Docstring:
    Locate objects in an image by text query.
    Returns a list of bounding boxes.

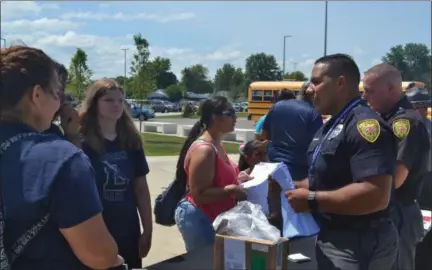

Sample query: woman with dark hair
[0,46,123,269]
[174,96,250,251]
[79,79,152,269]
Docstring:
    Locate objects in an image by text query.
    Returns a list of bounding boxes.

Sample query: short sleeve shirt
[0,123,102,270]
[262,100,323,180]
[82,138,149,250]
[382,96,431,201]
[308,99,397,227]
[255,115,267,134]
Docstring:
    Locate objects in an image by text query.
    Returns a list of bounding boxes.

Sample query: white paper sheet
[240,163,278,215]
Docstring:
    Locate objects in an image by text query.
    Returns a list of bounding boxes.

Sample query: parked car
[129,102,155,121]
[233,103,242,112]
[150,99,176,113]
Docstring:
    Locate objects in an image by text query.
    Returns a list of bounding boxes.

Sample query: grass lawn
[156,111,248,119]
[142,132,241,156]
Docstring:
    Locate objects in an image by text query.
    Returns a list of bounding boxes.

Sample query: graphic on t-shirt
[101,151,130,202]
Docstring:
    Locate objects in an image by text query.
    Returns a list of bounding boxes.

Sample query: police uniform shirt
[308,98,397,228]
[382,96,431,202]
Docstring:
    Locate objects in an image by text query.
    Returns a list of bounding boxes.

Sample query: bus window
[252,90,263,101]
[263,90,274,102]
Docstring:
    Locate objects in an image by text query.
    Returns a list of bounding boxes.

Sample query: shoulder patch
[356,119,381,143]
[392,118,410,139]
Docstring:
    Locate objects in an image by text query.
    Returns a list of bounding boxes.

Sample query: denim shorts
[174,199,215,252]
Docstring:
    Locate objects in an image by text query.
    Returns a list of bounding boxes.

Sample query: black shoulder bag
[0,133,50,270]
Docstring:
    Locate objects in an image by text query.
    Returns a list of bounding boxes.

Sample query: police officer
[287,54,399,270]
[363,64,431,270]
[405,87,432,270]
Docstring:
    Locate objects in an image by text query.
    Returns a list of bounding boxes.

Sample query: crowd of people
[0,45,431,270]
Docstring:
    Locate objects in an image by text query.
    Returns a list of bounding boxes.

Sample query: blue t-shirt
[263,100,323,180]
[255,115,267,134]
[0,123,102,270]
[82,138,149,252]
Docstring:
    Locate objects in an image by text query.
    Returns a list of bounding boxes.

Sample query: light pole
[0,38,6,48]
[282,35,292,78]
[121,48,129,88]
[324,1,328,56]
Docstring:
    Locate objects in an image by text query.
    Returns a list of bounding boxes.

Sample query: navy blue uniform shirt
[263,99,323,180]
[308,99,397,228]
[0,123,102,270]
[381,96,431,202]
[82,138,149,256]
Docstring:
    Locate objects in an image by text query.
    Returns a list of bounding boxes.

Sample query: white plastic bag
[212,201,281,242]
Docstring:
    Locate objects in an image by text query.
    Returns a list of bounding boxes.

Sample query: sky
[1,1,431,81]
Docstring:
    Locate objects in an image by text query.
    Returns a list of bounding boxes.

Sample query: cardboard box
[214,234,289,270]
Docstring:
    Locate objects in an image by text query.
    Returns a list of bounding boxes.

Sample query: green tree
[283,71,308,81]
[245,53,282,87]
[129,33,156,99]
[151,57,178,89]
[181,64,213,94]
[68,48,93,100]
[382,43,431,85]
[165,84,185,101]
[214,63,245,99]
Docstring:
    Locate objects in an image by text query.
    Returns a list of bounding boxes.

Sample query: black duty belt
[325,217,390,231]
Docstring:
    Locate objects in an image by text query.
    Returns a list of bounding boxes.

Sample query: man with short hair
[287,54,399,269]
[260,83,322,182]
[363,63,430,270]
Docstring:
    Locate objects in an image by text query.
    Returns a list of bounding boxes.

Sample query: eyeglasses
[218,108,236,117]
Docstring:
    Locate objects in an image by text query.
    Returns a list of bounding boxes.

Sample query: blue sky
[1,1,430,80]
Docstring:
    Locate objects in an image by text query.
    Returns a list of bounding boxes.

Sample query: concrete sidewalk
[142,154,240,267]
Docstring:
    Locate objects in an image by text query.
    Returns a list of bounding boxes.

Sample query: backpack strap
[0,133,50,270]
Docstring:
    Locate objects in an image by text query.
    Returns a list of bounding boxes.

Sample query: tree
[129,33,156,99]
[214,63,245,99]
[283,71,308,81]
[165,84,185,101]
[181,64,213,94]
[151,57,178,89]
[245,53,282,86]
[382,43,431,85]
[68,48,93,100]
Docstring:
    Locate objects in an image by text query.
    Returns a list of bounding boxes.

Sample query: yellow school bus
[248,80,429,121]
[247,81,306,122]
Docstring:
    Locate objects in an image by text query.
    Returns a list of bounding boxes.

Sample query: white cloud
[0,1,58,19]
[3,29,243,79]
[2,18,81,33]
[60,11,196,23]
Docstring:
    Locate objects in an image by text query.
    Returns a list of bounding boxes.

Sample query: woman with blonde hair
[80,79,153,269]
[0,46,124,269]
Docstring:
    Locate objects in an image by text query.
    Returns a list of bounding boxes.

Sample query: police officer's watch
[307,191,318,211]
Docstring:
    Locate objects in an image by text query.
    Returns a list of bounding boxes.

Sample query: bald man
[363,63,431,270]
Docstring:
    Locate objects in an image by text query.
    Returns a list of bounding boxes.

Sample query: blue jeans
[174,199,215,252]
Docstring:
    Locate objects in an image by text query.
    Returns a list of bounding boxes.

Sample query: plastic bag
[212,201,281,242]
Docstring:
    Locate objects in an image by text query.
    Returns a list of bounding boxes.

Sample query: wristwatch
[307,191,318,211]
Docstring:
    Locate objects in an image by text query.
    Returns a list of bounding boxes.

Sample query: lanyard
[311,98,362,168]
